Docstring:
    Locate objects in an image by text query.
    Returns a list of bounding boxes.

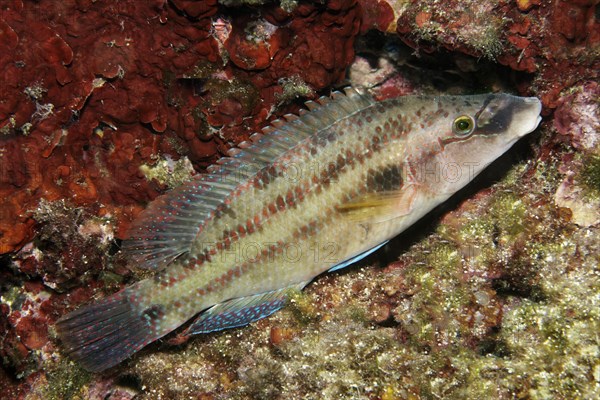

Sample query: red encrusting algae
[0,0,360,256]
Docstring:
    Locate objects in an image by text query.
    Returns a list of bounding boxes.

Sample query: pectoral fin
[337,186,418,223]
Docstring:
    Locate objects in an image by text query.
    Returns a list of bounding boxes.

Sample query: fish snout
[513,96,542,138]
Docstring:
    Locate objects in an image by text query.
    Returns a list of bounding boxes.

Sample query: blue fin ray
[328,240,388,273]
[183,281,309,335]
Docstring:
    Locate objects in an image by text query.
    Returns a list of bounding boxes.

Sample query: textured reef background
[1,0,599,399]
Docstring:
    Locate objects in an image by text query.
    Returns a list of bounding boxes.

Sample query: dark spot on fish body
[382,165,403,190]
[326,130,337,143]
[366,168,377,189]
[261,168,275,186]
[329,166,339,182]
[320,168,331,188]
[253,175,265,190]
[142,304,165,323]
[276,195,285,210]
[366,165,404,191]
[336,154,347,171]
[345,149,355,167]
[183,256,199,270]
[206,248,216,260]
[294,185,305,202]
[245,218,256,234]
[355,151,365,164]
[298,225,309,238]
[311,174,320,186]
[205,282,216,293]
[268,202,278,214]
[325,161,335,175]
[314,135,326,148]
[371,135,381,152]
[196,252,208,266]
[226,268,235,280]
[266,164,279,181]
[214,204,237,220]
[307,221,318,235]
[383,130,392,143]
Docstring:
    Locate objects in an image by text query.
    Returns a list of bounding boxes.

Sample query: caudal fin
[56,290,157,372]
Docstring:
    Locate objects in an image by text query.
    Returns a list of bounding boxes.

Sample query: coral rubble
[1,0,599,399]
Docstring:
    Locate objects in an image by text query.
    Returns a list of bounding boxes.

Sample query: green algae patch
[41,360,92,400]
[202,78,260,117]
[287,289,320,325]
[276,75,315,106]
[408,0,504,60]
[489,193,527,242]
[139,156,195,189]
[580,154,600,196]
[501,262,600,398]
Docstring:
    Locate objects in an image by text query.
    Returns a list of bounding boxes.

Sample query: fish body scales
[140,103,413,322]
[56,89,543,372]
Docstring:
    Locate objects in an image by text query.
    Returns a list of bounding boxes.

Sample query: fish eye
[453,115,476,136]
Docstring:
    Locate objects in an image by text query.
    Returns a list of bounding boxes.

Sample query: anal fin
[183,282,309,336]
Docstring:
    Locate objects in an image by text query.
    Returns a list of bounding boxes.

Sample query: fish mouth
[515,97,542,137]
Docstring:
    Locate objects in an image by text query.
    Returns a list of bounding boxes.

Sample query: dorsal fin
[122,88,375,270]
[121,171,240,270]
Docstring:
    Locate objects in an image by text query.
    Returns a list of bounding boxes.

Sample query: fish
[56,88,542,372]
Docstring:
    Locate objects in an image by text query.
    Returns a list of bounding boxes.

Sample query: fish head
[408,93,542,194]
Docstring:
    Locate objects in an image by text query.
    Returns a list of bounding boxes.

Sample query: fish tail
[56,289,160,372]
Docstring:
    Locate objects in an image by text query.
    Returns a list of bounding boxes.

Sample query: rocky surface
[1,0,598,399]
